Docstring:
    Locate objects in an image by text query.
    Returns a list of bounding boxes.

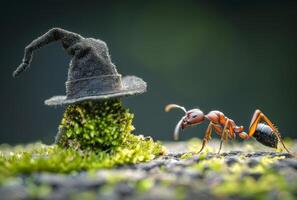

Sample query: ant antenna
[165,104,187,113]
[165,104,188,140]
[174,116,185,140]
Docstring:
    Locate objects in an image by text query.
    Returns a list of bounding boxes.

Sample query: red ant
[165,104,291,154]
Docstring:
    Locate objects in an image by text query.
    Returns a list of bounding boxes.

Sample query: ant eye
[192,115,197,118]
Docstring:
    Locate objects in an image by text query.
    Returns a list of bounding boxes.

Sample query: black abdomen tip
[253,123,278,148]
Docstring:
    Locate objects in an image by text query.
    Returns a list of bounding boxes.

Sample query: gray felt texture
[13,28,147,106]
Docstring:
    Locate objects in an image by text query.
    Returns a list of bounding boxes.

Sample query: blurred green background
[1,1,296,144]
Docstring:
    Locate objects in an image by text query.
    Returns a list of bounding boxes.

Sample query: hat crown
[65,38,123,99]
[67,38,119,81]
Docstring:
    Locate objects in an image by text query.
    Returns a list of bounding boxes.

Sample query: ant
[165,104,291,154]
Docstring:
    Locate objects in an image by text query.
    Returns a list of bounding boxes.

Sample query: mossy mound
[0,99,165,184]
[56,99,135,152]
[0,136,163,184]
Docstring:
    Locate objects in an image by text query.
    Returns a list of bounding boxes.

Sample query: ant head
[165,104,205,140]
[182,109,205,129]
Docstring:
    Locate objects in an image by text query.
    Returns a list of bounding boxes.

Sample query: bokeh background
[1,1,296,144]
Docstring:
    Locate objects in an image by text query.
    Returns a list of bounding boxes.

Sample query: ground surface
[1,139,297,200]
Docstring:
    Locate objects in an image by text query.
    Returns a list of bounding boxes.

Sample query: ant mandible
[165,104,291,154]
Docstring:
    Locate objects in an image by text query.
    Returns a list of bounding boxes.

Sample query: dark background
[1,1,296,144]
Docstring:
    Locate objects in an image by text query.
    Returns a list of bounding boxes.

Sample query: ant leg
[248,109,290,153]
[248,110,265,136]
[274,131,291,153]
[218,119,230,154]
[217,131,225,154]
[196,122,214,154]
[228,120,237,139]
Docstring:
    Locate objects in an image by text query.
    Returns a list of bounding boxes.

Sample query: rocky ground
[1,139,297,200]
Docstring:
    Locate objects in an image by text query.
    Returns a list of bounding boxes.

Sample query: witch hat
[13,28,146,106]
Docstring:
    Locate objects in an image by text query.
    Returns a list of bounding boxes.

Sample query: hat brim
[45,76,146,106]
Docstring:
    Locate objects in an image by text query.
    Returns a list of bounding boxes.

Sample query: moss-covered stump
[56,99,135,152]
[0,99,164,190]
[1,139,297,200]
[55,99,164,163]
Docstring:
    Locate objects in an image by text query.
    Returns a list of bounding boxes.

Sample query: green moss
[0,99,165,184]
[70,191,97,200]
[136,179,154,193]
[180,152,193,160]
[194,157,226,172]
[174,186,187,200]
[184,143,297,200]
[0,140,163,184]
[193,155,296,200]
[56,99,135,152]
[213,171,296,200]
[26,181,52,199]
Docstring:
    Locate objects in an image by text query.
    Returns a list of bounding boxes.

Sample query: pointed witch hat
[13,28,146,106]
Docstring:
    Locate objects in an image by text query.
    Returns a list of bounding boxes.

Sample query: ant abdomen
[253,123,278,148]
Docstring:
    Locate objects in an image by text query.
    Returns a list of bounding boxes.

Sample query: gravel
[1,140,297,200]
